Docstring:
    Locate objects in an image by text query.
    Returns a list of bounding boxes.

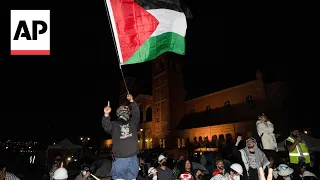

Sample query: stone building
[116,54,288,150]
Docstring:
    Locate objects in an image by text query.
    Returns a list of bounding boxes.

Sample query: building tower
[151,53,186,148]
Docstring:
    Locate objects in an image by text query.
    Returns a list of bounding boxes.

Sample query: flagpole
[103,0,129,94]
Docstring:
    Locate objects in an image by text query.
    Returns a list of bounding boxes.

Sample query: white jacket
[256,120,278,151]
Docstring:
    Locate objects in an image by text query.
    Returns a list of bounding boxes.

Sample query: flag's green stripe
[124,32,185,65]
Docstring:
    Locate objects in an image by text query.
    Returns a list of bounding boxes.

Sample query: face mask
[152,176,157,180]
[161,162,167,166]
[233,175,240,180]
[284,177,291,180]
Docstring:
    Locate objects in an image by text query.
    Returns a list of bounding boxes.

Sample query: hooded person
[256,113,278,152]
[102,94,140,180]
[210,163,243,180]
[232,136,269,180]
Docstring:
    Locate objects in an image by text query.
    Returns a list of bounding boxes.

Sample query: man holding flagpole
[102,93,140,180]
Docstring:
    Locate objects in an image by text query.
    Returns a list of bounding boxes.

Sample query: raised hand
[104,101,112,117]
[259,167,273,180]
[237,136,242,142]
[127,94,134,102]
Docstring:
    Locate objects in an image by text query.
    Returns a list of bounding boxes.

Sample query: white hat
[277,164,294,176]
[53,168,68,179]
[158,154,166,163]
[230,163,243,176]
[303,171,317,178]
[148,167,157,177]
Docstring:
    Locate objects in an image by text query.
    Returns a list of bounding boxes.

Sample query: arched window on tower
[146,107,152,122]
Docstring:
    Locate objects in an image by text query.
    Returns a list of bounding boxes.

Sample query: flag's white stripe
[106,0,124,64]
[147,9,187,37]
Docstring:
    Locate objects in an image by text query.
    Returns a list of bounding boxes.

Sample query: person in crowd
[53,164,68,180]
[213,160,226,176]
[0,163,20,180]
[194,169,204,180]
[166,154,175,170]
[285,127,310,179]
[50,156,63,180]
[178,160,196,179]
[157,154,173,180]
[233,136,269,180]
[102,94,140,180]
[137,158,149,180]
[147,167,158,180]
[211,163,243,180]
[213,153,231,175]
[275,164,294,180]
[174,158,185,179]
[256,113,279,165]
[256,114,278,152]
[75,163,91,180]
[296,165,318,180]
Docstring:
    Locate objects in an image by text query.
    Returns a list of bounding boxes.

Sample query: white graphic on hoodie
[119,123,132,139]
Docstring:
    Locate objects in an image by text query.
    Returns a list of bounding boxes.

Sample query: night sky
[1,1,317,141]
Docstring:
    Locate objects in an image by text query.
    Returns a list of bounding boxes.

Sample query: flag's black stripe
[135,0,193,18]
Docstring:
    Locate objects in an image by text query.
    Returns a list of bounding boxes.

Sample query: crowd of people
[101,93,319,180]
[1,94,319,180]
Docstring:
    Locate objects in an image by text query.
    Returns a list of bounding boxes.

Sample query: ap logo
[10,10,50,55]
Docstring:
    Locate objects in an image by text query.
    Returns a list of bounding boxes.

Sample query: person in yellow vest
[285,127,310,179]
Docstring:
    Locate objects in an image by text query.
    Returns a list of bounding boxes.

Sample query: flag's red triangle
[109,0,159,63]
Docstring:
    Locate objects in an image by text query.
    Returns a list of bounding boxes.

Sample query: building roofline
[184,80,259,103]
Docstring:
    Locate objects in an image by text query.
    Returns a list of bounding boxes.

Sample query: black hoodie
[102,101,140,158]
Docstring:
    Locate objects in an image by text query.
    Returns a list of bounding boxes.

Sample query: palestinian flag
[105,0,192,65]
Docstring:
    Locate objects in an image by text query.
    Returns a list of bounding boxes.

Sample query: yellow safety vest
[286,137,310,164]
